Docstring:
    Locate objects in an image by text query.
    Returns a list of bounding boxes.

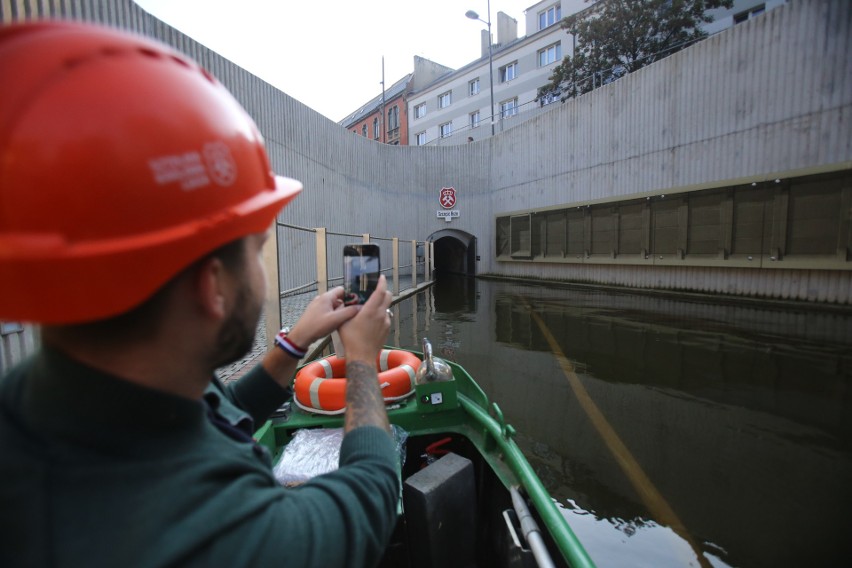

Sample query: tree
[538,0,733,102]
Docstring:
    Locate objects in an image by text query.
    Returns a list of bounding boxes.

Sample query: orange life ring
[293,349,421,414]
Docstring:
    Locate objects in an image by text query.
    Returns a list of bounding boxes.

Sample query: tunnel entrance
[429,229,477,276]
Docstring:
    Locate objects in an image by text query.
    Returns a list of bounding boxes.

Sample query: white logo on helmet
[203,141,237,187]
[149,152,208,190]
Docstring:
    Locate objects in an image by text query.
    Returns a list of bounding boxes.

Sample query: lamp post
[466,1,495,136]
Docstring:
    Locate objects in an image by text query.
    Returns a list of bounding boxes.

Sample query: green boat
[254,339,596,568]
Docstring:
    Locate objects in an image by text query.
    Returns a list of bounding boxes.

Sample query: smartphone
[343,243,380,306]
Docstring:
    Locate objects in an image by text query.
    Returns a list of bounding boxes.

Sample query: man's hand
[287,287,360,349]
[337,275,392,364]
[339,275,392,433]
[262,287,360,387]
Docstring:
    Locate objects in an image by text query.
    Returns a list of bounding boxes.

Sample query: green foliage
[537,0,733,102]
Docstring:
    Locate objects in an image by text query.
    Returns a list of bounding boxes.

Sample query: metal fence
[275,221,431,301]
[0,224,434,378]
[0,323,38,377]
[223,223,434,382]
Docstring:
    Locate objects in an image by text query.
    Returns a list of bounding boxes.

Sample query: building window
[469,111,480,129]
[361,125,367,136]
[439,122,453,138]
[415,131,426,146]
[387,106,400,130]
[373,117,379,139]
[438,91,452,109]
[539,91,559,107]
[414,103,426,119]
[500,62,517,83]
[538,4,561,30]
[501,97,518,119]
[538,42,562,67]
[469,78,480,96]
[734,3,765,23]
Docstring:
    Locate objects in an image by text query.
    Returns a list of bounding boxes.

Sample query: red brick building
[340,56,453,145]
[341,74,411,145]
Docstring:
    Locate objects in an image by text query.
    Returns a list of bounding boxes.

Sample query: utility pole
[466,0,496,136]
[380,56,386,144]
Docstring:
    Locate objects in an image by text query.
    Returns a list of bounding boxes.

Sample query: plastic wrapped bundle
[274,426,408,486]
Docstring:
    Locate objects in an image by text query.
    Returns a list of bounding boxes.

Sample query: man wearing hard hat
[0,21,398,567]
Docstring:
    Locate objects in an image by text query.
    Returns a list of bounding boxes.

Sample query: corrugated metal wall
[1,0,850,371]
[0,323,38,375]
[482,0,851,301]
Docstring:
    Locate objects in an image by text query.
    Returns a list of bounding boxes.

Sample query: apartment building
[339,56,452,145]
[407,0,581,146]
[705,0,788,34]
[340,0,786,148]
[406,0,786,146]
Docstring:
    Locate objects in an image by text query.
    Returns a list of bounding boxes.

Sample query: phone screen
[343,244,380,305]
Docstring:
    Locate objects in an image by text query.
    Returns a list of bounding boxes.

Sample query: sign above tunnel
[438,187,459,222]
[439,187,457,209]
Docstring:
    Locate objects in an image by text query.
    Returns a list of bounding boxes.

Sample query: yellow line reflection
[521,298,711,568]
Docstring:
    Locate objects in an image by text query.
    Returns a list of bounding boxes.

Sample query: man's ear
[194,256,229,320]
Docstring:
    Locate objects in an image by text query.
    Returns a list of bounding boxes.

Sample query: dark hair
[205,237,246,274]
[43,238,247,344]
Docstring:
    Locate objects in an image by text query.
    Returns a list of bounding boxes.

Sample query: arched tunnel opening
[430,232,478,313]
[432,234,476,276]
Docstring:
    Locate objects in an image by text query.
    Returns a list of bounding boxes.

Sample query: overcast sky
[133,0,539,123]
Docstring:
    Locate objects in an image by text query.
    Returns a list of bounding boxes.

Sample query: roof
[339,73,412,127]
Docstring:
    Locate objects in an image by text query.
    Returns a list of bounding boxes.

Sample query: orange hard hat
[0,21,302,324]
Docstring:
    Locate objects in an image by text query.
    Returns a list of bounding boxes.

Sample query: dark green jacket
[0,348,399,567]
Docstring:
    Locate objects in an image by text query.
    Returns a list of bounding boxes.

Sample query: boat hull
[256,351,595,568]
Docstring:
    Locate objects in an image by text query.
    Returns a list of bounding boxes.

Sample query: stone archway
[428,229,477,276]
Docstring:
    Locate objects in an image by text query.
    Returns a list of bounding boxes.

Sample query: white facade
[704,0,788,34]
[407,0,787,146]
[407,1,574,146]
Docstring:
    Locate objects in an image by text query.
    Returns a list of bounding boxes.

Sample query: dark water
[388,275,852,568]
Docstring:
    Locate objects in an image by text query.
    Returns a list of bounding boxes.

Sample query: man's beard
[212,285,262,369]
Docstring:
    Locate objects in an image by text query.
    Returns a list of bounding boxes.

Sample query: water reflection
[560,499,732,568]
[392,275,852,567]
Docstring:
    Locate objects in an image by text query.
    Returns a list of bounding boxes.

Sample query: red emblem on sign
[440,187,456,209]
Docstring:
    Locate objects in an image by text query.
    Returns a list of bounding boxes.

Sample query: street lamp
[466,1,495,136]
